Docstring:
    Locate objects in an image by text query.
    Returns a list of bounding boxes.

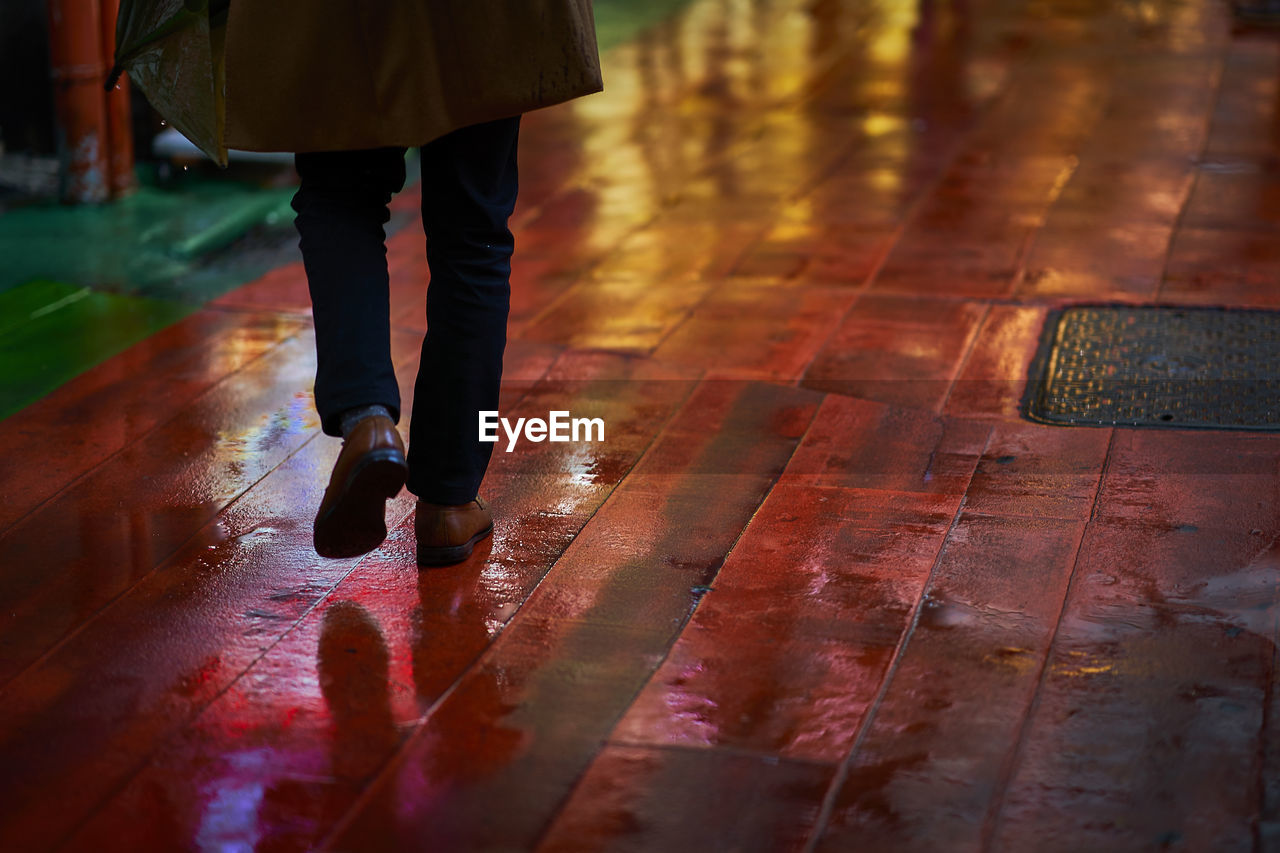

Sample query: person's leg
[293,147,410,558]
[409,116,520,566]
[408,116,520,503]
[293,147,407,436]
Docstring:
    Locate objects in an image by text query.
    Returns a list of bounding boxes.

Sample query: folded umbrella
[108,0,231,166]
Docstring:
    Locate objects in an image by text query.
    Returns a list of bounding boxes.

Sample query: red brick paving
[2,0,1279,849]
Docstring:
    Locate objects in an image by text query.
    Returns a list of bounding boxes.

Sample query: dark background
[0,0,160,158]
[0,0,55,153]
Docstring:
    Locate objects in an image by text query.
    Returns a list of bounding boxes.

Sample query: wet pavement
[2,0,1280,849]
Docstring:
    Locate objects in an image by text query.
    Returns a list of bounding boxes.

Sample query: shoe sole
[313,450,407,558]
[416,522,494,567]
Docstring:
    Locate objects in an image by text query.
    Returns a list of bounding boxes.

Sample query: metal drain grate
[1024,305,1280,430]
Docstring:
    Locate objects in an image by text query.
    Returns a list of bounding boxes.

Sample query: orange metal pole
[99,0,135,197]
[46,0,110,203]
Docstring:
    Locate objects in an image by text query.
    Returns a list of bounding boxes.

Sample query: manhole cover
[1024,305,1280,430]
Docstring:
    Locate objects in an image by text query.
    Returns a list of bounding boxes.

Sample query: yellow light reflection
[771,199,816,242]
[869,3,919,65]
[862,113,906,138]
[869,166,903,194]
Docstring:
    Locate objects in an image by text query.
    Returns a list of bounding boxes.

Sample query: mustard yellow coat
[222,0,602,153]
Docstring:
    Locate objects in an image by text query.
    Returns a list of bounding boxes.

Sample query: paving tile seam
[314,371,705,851]
[1264,523,1280,824]
[902,84,1104,306]
[0,315,311,544]
[513,216,664,333]
[977,429,1116,851]
[920,56,1196,304]
[0,311,264,536]
[509,184,574,232]
[741,42,920,199]
[1085,429,1121,527]
[525,408,824,850]
[514,38,883,339]
[1030,58,1221,306]
[947,411,1042,427]
[508,176,631,240]
[526,651,701,850]
[807,385,985,417]
[0,419,329,704]
[318,380,809,846]
[203,301,313,320]
[602,736,840,770]
[955,505,1100,524]
[636,235,775,356]
[937,303,996,415]
[510,106,792,328]
[792,56,1035,384]
[637,76,921,354]
[1154,54,1229,303]
[797,292,1278,310]
[950,150,1091,302]
[1005,218,1066,302]
[801,422,996,852]
[1258,628,1280,846]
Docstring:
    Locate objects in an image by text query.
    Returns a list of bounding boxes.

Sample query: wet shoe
[415,497,493,566]
[314,415,408,558]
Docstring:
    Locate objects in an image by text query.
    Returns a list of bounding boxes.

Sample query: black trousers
[292,116,519,504]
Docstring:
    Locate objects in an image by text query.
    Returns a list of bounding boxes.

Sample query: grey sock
[340,404,392,437]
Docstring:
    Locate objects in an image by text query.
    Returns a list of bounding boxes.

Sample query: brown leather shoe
[314,415,407,558]
[415,497,493,566]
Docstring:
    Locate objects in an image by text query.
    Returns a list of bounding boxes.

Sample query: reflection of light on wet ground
[561,442,602,490]
[1052,651,1116,678]
[982,646,1039,673]
[216,392,315,458]
[863,113,908,138]
[870,2,919,65]
[770,198,814,241]
[195,750,270,853]
[664,661,720,744]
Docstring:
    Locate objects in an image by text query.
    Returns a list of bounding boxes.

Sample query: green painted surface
[0,165,300,421]
[0,0,699,422]
[594,0,699,51]
[0,280,194,419]
[0,172,297,299]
